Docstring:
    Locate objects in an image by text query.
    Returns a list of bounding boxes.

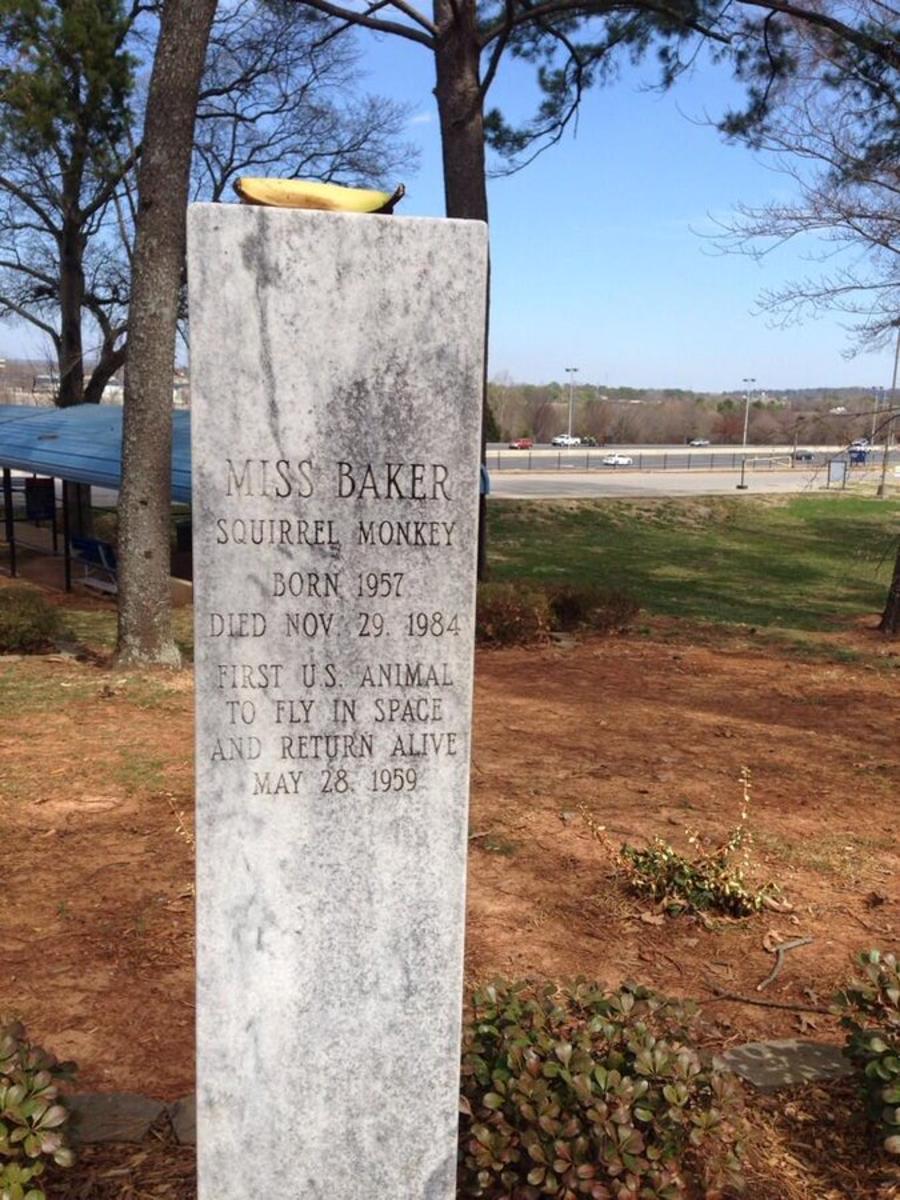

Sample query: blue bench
[70,536,117,594]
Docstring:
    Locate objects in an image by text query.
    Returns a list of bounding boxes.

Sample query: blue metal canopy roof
[0,404,191,503]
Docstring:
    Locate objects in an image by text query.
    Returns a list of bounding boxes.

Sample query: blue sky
[356,29,893,392]
[1,23,892,394]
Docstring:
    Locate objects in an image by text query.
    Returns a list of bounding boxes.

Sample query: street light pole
[565,366,578,440]
[741,377,756,448]
[871,386,881,444]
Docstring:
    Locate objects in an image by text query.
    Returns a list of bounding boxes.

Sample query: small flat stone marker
[67,1093,165,1143]
[167,1094,196,1146]
[721,1039,852,1091]
[188,205,487,1199]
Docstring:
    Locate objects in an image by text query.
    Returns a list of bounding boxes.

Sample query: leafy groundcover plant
[0,1020,76,1200]
[833,950,900,1157]
[459,980,746,1200]
[618,832,776,919]
[618,770,779,919]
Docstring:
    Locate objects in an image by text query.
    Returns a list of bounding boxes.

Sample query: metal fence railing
[489,449,898,473]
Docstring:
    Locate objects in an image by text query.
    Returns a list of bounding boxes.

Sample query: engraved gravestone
[187,205,487,1199]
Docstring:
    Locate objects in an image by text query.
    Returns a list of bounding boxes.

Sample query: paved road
[10,462,895,507]
[44,471,857,503]
[488,467,866,499]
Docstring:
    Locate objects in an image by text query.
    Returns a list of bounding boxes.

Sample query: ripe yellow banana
[233,177,405,214]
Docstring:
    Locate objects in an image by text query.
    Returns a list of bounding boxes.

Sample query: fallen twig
[757,936,814,992]
[703,986,831,1015]
[845,908,898,938]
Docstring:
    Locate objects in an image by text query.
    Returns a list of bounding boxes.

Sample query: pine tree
[0,0,136,406]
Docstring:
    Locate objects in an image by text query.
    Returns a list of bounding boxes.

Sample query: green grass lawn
[61,604,195,659]
[486,494,900,632]
[6,494,896,658]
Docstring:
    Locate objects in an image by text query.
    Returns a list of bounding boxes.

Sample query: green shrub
[546,586,639,635]
[833,950,900,1156]
[458,979,746,1199]
[477,584,552,647]
[0,589,63,654]
[619,770,777,919]
[618,831,777,919]
[476,583,639,646]
[0,1019,76,1200]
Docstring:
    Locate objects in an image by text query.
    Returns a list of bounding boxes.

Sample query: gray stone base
[168,1094,197,1145]
[67,1093,196,1145]
[65,1042,854,1146]
[67,1093,166,1144]
[719,1040,852,1091]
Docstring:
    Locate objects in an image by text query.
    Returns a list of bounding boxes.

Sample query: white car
[602,453,633,466]
[688,438,710,447]
[551,434,581,447]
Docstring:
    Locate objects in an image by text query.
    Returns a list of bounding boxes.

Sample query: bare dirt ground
[2,596,899,1198]
[467,629,898,1033]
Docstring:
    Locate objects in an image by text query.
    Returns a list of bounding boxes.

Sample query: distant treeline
[0,356,883,444]
[487,380,883,445]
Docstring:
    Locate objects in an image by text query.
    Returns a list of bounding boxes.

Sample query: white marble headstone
[187,205,487,1200]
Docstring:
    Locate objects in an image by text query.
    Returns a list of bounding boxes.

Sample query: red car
[508,437,534,449]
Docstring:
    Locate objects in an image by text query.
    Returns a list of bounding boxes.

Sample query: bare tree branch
[480,0,516,93]
[0,175,60,237]
[738,0,900,73]
[0,294,60,343]
[295,0,435,45]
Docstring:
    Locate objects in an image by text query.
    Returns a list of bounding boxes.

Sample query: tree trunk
[55,163,92,531]
[83,342,127,406]
[434,0,488,223]
[116,0,217,667]
[56,213,85,405]
[433,0,491,577]
[879,540,900,636]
